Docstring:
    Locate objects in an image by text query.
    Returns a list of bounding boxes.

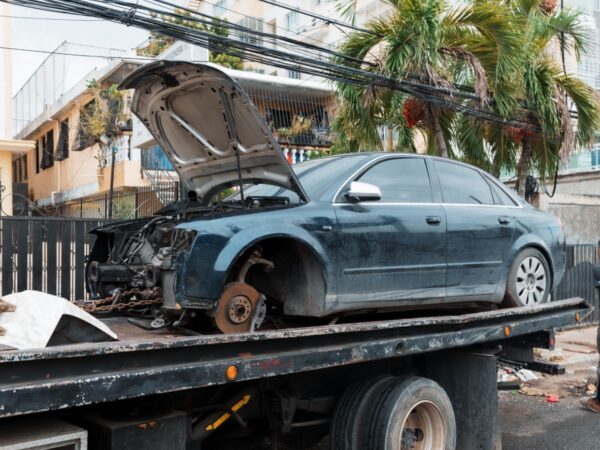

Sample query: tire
[365,376,456,450]
[330,375,395,450]
[503,247,551,307]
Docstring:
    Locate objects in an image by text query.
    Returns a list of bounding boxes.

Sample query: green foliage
[136,10,243,69]
[333,0,521,157]
[79,81,125,143]
[331,0,600,193]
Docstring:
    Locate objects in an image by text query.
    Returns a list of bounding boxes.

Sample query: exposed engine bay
[86,196,286,333]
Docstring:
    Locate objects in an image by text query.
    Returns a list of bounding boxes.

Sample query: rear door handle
[498,216,511,225]
[425,216,442,225]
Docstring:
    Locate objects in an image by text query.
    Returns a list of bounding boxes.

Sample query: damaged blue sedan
[86,61,566,333]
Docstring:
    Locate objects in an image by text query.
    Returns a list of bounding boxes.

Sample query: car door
[333,157,447,306]
[432,159,517,300]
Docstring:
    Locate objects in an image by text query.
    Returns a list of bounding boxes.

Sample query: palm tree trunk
[431,109,448,158]
[516,138,531,199]
[386,125,394,152]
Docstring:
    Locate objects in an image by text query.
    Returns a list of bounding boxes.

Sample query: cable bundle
[1,0,563,133]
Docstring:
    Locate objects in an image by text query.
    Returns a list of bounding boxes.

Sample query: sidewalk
[537,325,599,370]
[507,325,599,400]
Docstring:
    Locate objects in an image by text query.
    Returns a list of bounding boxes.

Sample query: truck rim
[399,400,446,450]
[516,256,547,305]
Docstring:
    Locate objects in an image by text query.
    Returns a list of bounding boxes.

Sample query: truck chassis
[0,298,591,450]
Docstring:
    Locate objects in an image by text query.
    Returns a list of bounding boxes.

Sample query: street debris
[0,290,117,350]
[586,384,597,396]
[546,394,560,403]
[518,386,546,397]
[515,369,539,382]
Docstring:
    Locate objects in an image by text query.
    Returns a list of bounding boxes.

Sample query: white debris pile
[497,367,539,383]
[0,290,117,350]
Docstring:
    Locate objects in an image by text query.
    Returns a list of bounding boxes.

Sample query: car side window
[357,158,432,203]
[485,177,518,206]
[434,160,494,205]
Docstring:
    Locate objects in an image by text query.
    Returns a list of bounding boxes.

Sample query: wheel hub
[399,401,446,450]
[227,296,253,324]
[213,282,263,334]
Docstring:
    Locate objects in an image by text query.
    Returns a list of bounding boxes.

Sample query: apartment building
[11,43,148,217]
[132,42,336,166]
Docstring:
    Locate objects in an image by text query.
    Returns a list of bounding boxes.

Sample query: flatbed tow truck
[0,297,592,450]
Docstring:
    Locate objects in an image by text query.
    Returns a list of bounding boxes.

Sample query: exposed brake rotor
[213,282,266,334]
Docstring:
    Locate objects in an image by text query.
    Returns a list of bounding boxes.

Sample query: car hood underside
[120,61,307,204]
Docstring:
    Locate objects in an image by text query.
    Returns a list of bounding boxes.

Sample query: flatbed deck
[0,298,590,419]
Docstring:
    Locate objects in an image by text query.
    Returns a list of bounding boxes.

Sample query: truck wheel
[330,375,394,450]
[503,248,551,307]
[364,376,456,450]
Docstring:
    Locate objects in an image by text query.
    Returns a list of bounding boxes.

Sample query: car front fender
[178,220,333,304]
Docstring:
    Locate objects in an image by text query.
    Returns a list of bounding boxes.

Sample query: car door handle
[425,216,442,225]
[498,216,511,225]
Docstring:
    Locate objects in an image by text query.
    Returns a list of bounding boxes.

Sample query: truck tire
[364,376,456,450]
[503,247,551,307]
[330,375,394,450]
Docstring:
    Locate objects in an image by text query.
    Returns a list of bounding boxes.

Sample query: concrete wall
[530,170,600,244]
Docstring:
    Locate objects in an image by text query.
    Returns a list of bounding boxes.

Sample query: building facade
[11,43,149,217]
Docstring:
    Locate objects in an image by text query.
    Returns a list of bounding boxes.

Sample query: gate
[0,217,112,301]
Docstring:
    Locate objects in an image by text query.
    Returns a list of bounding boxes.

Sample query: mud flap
[0,290,117,350]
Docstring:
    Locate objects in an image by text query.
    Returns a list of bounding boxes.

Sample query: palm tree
[508,0,600,198]
[333,0,521,156]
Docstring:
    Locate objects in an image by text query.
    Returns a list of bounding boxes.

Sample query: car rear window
[435,160,494,205]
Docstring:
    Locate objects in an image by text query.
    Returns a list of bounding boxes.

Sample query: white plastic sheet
[0,290,117,350]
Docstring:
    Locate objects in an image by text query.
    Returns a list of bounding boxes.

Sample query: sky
[0,3,150,139]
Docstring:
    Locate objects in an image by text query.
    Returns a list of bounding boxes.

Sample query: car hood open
[120,61,308,204]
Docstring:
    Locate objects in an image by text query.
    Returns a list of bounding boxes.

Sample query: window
[289,70,301,79]
[12,155,28,183]
[41,129,54,170]
[55,119,69,161]
[237,17,264,46]
[286,10,300,30]
[485,176,517,206]
[213,0,228,16]
[34,140,40,174]
[435,160,493,205]
[357,158,432,203]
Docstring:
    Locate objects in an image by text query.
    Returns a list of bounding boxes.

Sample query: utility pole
[108,143,117,219]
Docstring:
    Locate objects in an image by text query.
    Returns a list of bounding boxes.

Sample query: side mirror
[345,181,382,202]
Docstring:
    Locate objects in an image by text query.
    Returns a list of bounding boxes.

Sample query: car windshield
[225,155,368,203]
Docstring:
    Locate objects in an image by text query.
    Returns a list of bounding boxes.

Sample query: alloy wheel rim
[516,256,547,305]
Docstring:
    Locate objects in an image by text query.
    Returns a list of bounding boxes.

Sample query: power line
[0,0,558,134]
[0,13,102,20]
[0,45,157,60]
[257,0,380,36]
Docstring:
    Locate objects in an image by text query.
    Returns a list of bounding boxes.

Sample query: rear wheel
[504,248,551,307]
[365,377,456,450]
[330,376,394,450]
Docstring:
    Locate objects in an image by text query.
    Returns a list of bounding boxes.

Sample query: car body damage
[85,61,567,334]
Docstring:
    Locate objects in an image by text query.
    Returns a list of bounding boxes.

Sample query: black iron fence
[553,243,599,324]
[0,217,111,301]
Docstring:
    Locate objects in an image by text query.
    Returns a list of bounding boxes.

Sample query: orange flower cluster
[402,98,426,128]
